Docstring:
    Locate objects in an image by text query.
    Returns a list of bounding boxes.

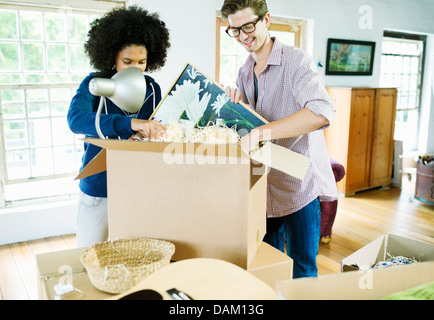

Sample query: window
[0,1,124,207]
[216,14,306,87]
[380,31,426,152]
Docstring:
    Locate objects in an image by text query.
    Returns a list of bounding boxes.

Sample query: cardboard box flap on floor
[276,261,434,300]
[36,248,111,300]
[341,234,434,272]
[36,242,293,300]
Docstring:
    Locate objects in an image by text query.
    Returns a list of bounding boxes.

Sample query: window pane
[270,30,295,46]
[394,109,418,149]
[408,92,417,109]
[45,12,66,41]
[0,73,22,84]
[402,56,410,74]
[4,120,28,149]
[70,72,87,82]
[24,73,47,83]
[20,11,43,41]
[69,44,88,71]
[0,43,21,71]
[22,43,44,71]
[382,41,393,54]
[219,26,248,87]
[6,149,30,179]
[27,89,49,117]
[410,57,419,74]
[75,140,84,171]
[47,73,69,83]
[31,147,54,176]
[236,55,247,70]
[220,27,237,55]
[0,10,18,39]
[393,56,402,74]
[29,118,52,147]
[50,88,71,115]
[47,44,67,71]
[52,117,74,145]
[53,146,75,174]
[219,56,236,84]
[1,90,25,119]
[410,75,418,91]
[68,14,88,42]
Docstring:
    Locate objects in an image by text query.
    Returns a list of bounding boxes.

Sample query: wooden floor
[1,176,433,300]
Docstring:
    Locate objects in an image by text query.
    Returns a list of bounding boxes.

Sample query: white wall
[131,0,434,153]
[0,199,77,245]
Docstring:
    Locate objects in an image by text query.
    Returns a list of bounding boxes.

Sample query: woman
[67,6,170,247]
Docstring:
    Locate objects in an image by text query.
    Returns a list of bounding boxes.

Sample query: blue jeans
[263,198,321,278]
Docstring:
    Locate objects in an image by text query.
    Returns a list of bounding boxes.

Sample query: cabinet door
[370,88,397,187]
[346,89,375,194]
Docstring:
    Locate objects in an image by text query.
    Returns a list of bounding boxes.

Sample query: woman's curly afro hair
[84,5,170,73]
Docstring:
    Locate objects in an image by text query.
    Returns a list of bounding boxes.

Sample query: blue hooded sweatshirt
[67,72,162,197]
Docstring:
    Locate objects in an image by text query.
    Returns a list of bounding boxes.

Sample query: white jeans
[76,191,108,248]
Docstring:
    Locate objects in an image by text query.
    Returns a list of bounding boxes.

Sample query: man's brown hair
[220,0,269,19]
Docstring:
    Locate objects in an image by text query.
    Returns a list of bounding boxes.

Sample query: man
[221,0,338,278]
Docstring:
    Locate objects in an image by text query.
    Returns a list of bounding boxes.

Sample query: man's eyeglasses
[225,16,264,37]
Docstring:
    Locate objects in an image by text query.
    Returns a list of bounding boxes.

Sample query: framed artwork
[325,38,376,75]
[150,63,267,136]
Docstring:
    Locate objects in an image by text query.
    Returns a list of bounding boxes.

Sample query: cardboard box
[36,247,112,300]
[341,234,434,272]
[80,139,267,269]
[36,242,292,300]
[249,242,293,287]
[276,261,434,300]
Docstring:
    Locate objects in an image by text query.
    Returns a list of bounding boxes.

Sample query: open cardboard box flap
[277,261,434,300]
[76,138,311,181]
[341,234,434,272]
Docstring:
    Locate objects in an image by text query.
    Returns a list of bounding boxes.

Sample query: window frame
[380,30,427,152]
[0,0,125,208]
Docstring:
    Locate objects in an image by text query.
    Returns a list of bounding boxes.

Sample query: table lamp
[89,67,146,139]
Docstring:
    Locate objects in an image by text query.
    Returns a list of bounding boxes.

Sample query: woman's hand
[129,132,146,141]
[131,119,166,140]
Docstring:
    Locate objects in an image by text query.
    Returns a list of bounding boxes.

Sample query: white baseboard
[0,200,77,245]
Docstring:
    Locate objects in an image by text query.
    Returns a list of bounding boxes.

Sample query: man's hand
[224,86,242,104]
[239,128,263,154]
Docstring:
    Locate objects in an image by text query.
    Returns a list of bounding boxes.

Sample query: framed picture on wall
[325,38,376,75]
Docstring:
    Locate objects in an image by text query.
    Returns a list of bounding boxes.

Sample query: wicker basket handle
[104,264,130,283]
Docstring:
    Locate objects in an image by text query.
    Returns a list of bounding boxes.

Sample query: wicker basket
[80,238,175,294]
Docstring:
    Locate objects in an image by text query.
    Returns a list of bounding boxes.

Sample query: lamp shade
[89,67,146,113]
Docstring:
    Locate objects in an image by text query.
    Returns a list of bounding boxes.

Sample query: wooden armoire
[325,87,397,196]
